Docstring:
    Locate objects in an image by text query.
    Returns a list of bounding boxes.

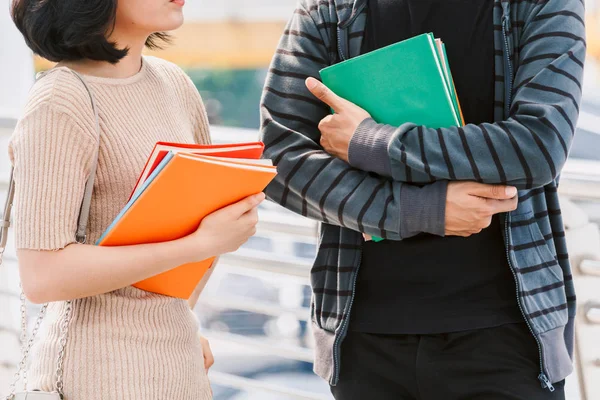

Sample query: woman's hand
[182,193,265,263]
[305,77,371,162]
[200,335,214,371]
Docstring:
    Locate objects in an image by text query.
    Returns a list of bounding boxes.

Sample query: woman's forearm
[18,236,207,304]
[18,193,264,304]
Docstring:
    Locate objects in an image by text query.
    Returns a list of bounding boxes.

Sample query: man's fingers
[306,77,345,112]
[486,197,519,214]
[468,183,518,200]
[446,230,472,238]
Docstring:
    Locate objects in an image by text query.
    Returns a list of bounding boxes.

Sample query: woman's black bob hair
[11,0,169,64]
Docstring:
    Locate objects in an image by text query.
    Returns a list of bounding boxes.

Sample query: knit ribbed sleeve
[10,104,96,250]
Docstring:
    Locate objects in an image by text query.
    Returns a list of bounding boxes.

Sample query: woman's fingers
[200,335,214,371]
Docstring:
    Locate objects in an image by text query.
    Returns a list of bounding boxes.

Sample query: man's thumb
[305,77,344,112]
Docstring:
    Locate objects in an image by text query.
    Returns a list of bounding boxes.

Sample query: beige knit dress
[9,56,213,399]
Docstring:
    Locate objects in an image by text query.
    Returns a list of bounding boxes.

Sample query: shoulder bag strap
[2,67,101,399]
[68,70,101,244]
[0,68,100,253]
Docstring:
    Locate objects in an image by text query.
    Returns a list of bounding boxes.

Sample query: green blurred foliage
[186,69,268,129]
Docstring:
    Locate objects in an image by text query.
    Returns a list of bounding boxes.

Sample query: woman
[8,0,264,398]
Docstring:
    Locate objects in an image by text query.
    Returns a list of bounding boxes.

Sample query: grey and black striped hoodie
[259,0,586,390]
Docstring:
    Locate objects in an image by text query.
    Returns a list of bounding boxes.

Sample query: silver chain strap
[5,289,49,400]
[4,293,72,400]
[54,300,72,394]
[20,289,29,390]
[1,247,72,400]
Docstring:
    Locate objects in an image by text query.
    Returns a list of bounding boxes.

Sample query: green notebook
[320,33,463,242]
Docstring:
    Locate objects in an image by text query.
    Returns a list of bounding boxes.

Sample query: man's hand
[362,182,518,241]
[305,77,371,162]
[446,182,518,237]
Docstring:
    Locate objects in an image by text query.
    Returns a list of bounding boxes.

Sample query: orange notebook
[130,141,265,198]
[98,152,277,299]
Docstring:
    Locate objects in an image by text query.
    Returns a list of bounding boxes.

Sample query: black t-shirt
[350,0,523,334]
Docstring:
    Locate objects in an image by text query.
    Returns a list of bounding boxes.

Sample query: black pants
[331,323,565,400]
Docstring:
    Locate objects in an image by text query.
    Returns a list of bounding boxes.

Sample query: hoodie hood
[337,0,367,27]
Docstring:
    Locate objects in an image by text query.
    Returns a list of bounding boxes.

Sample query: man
[260,0,585,399]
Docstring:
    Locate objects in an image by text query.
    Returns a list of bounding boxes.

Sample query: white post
[0,0,35,120]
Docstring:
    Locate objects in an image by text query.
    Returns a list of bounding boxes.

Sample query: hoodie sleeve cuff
[400,180,448,238]
[348,118,394,176]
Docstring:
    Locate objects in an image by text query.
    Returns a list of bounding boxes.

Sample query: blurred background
[1,1,600,399]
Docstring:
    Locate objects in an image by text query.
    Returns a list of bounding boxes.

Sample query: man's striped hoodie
[259,0,586,390]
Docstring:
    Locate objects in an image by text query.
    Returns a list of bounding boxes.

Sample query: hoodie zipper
[501,14,514,118]
[501,4,553,392]
[331,1,367,383]
[332,242,362,384]
[337,28,347,62]
[504,215,554,392]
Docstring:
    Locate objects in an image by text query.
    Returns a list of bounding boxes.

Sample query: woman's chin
[157,13,184,32]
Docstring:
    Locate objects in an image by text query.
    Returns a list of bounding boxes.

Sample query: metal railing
[1,120,600,399]
[208,372,331,400]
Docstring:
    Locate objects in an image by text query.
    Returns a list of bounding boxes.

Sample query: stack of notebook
[320,32,464,128]
[97,142,277,299]
[320,33,465,242]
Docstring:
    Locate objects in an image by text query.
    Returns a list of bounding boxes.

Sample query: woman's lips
[170,0,185,6]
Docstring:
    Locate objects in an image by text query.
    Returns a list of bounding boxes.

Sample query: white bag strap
[0,167,15,252]
[0,67,101,252]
